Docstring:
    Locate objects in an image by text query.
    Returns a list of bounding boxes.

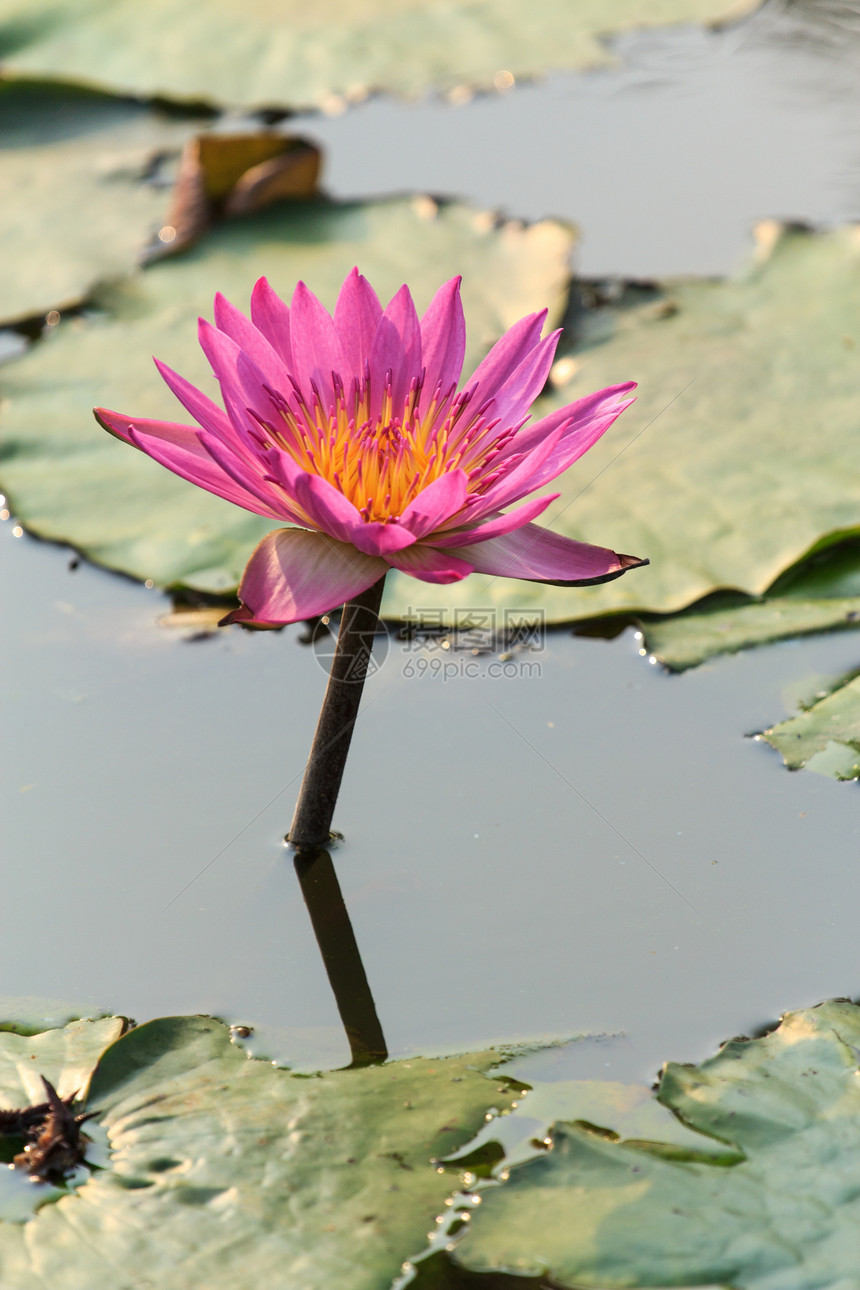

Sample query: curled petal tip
[619,553,649,570]
[219,606,252,626]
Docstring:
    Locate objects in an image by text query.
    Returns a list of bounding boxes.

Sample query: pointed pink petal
[289,282,348,407]
[452,523,647,585]
[334,268,383,376]
[425,492,557,547]
[500,383,637,480]
[224,528,387,625]
[213,291,293,396]
[250,277,293,368]
[95,408,285,519]
[291,473,365,544]
[196,430,304,522]
[465,426,565,523]
[197,319,271,446]
[154,360,233,441]
[418,276,465,410]
[400,469,468,538]
[368,284,422,414]
[483,331,560,426]
[461,311,547,402]
[385,543,474,584]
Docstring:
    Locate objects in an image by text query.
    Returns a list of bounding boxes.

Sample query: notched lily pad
[0,1015,519,1289]
[452,999,860,1289]
[0,195,575,594]
[0,0,758,111]
[759,670,860,780]
[381,224,860,625]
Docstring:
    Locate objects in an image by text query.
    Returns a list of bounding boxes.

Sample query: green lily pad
[642,596,860,671]
[640,536,860,669]
[0,82,198,326]
[0,195,575,593]
[0,1015,518,1289]
[0,1015,124,1221]
[0,0,757,111]
[380,224,860,624]
[453,999,860,1288]
[0,1015,123,1109]
[759,671,860,780]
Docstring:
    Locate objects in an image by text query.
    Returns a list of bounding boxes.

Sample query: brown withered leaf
[151,131,322,256]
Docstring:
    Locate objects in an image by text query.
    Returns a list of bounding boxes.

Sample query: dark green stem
[288,576,386,852]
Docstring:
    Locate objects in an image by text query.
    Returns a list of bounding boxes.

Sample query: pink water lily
[95,270,645,624]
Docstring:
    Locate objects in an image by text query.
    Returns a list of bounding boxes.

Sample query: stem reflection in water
[293,849,387,1067]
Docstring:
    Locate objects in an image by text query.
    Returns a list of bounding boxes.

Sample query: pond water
[292,0,860,278]
[3,517,858,1086]
[2,0,859,1093]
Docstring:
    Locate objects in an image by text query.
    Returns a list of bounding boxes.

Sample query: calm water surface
[3,523,857,1083]
[293,0,860,278]
[2,1,859,1088]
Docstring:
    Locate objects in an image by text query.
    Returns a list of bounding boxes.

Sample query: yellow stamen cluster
[263,377,507,523]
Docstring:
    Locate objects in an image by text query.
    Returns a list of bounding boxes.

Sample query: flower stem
[288,576,386,852]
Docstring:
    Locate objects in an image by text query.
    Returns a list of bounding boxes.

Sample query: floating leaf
[454,999,860,1289]
[0,82,198,326]
[0,1016,124,1221]
[0,0,757,111]
[152,132,322,257]
[760,671,860,780]
[0,196,575,593]
[641,536,860,669]
[380,224,860,624]
[0,1016,518,1289]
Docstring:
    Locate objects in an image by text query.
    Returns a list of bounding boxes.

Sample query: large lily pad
[0,0,757,111]
[0,195,575,593]
[0,1015,518,1289]
[0,82,198,326]
[760,671,860,780]
[641,536,860,670]
[454,999,860,1288]
[380,224,860,624]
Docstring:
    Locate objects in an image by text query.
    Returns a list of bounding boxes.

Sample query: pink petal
[418,276,465,411]
[351,521,417,557]
[464,426,565,523]
[500,383,637,480]
[291,472,365,544]
[250,277,293,368]
[154,360,233,442]
[483,331,560,426]
[289,282,348,407]
[197,319,272,445]
[461,311,547,403]
[400,469,468,538]
[452,523,647,585]
[213,291,293,397]
[425,492,557,547]
[196,430,304,522]
[94,408,285,519]
[223,528,387,625]
[385,543,474,584]
[334,267,383,377]
[369,284,423,414]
